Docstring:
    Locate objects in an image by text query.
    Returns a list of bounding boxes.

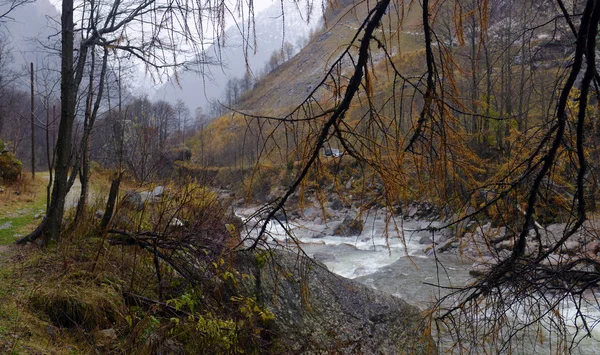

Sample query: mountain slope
[154,0,322,112]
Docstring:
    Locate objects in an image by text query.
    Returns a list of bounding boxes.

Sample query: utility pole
[30,62,35,179]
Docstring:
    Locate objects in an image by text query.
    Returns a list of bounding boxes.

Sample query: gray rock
[540,253,563,267]
[469,263,489,277]
[152,185,165,198]
[563,240,580,254]
[313,252,336,262]
[456,206,476,235]
[352,266,370,277]
[235,251,436,354]
[496,240,513,251]
[407,206,418,218]
[111,214,134,228]
[273,211,287,223]
[539,224,567,246]
[123,191,144,210]
[139,191,154,203]
[312,233,326,239]
[330,199,343,211]
[469,257,498,277]
[333,216,363,237]
[345,179,352,190]
[585,240,600,256]
[419,236,433,245]
[169,218,185,228]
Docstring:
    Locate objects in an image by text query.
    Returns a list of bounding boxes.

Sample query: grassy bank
[0,174,49,245]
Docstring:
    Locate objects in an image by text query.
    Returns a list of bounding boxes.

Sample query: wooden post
[30,62,35,178]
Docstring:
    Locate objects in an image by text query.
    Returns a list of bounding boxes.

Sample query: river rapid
[236,207,600,354]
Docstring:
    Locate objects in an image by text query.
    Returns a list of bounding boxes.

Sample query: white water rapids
[236,207,600,354]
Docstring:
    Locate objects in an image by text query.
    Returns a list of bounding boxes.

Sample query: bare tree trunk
[34,0,87,244]
[74,48,109,225]
[100,171,123,230]
[42,0,77,244]
[45,100,55,213]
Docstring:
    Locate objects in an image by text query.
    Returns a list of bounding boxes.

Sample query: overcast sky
[48,0,276,24]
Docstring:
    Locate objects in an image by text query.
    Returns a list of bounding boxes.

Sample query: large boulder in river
[333,216,364,237]
[234,250,436,354]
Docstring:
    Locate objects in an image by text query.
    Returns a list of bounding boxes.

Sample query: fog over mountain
[1,0,59,80]
[154,0,322,113]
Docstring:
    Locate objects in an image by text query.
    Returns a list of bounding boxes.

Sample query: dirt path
[40,173,83,210]
[65,178,82,210]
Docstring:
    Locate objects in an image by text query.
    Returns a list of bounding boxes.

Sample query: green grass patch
[0,198,46,245]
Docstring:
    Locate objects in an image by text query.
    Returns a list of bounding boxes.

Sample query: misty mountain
[1,0,59,77]
[154,0,322,114]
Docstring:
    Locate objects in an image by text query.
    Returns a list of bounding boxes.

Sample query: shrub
[0,140,22,182]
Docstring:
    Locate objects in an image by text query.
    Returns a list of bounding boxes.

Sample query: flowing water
[237,208,600,354]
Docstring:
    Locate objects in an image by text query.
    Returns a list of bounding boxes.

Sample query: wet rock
[313,252,336,262]
[419,236,433,245]
[470,264,489,277]
[235,250,436,354]
[435,237,457,254]
[352,266,370,277]
[562,240,580,255]
[469,257,498,277]
[453,206,476,235]
[333,216,363,237]
[330,199,343,211]
[496,240,513,251]
[273,211,287,223]
[584,240,600,257]
[312,233,326,239]
[406,206,418,218]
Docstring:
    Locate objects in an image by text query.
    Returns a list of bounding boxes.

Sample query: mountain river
[237,207,600,354]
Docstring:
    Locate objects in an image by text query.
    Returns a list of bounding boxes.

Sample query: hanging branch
[246,0,392,250]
